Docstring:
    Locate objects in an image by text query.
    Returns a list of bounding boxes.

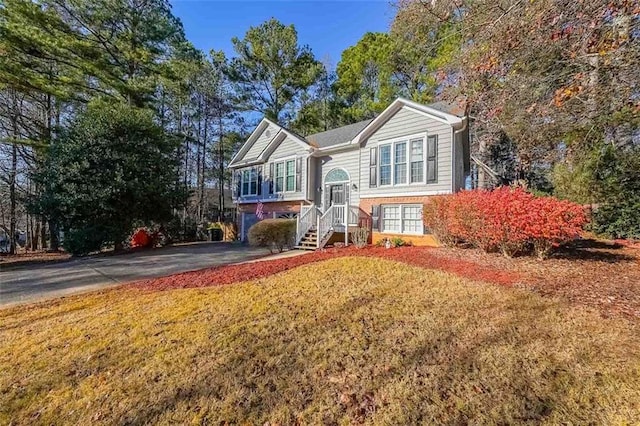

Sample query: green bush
[248,219,296,253]
[63,225,111,256]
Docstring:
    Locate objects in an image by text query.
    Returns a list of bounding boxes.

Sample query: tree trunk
[9,91,18,255]
[40,216,47,250]
[218,114,224,222]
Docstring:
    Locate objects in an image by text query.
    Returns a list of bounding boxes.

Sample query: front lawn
[2,257,639,424]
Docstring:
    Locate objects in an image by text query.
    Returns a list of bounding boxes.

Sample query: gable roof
[230,98,468,167]
[305,119,373,149]
[350,98,465,146]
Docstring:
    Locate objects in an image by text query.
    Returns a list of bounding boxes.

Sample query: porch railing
[296,205,318,245]
[348,206,360,225]
[316,204,348,248]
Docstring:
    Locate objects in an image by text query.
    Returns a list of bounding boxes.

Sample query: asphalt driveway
[0,242,271,307]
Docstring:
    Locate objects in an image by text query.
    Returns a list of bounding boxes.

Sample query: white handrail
[296,205,317,245]
[347,206,360,225]
[317,205,335,248]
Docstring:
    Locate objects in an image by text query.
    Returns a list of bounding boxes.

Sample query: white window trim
[240,167,259,197]
[410,138,425,184]
[380,203,424,236]
[376,133,429,188]
[270,155,297,194]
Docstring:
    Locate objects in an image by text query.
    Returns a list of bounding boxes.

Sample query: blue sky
[170,1,395,69]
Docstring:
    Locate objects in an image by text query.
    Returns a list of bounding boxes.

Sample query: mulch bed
[133,240,640,320]
[432,240,640,320]
[133,246,520,291]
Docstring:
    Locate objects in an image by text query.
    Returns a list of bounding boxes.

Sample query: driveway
[0,242,271,307]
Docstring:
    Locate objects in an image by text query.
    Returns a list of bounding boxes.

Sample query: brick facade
[358,195,440,247]
[358,195,435,216]
[237,201,309,214]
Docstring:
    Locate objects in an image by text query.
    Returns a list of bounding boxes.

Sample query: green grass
[1,257,639,424]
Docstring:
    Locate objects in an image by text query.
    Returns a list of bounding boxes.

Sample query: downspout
[452,116,469,193]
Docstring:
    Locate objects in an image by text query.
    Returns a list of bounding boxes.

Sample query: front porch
[295,204,367,250]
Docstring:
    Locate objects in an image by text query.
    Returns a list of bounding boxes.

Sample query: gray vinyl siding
[316,148,361,209]
[236,134,309,204]
[243,123,278,160]
[359,106,454,198]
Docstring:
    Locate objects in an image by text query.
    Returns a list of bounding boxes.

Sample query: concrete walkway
[0,242,275,308]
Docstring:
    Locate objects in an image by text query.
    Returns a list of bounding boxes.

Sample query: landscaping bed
[133,242,640,320]
[132,246,520,291]
[431,240,640,319]
[2,257,639,424]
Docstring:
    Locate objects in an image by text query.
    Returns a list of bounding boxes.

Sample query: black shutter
[295,157,302,192]
[371,205,380,231]
[257,166,263,196]
[268,163,274,194]
[427,135,438,183]
[369,147,377,187]
[234,171,241,198]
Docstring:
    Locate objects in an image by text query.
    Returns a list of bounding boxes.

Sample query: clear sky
[170,0,395,69]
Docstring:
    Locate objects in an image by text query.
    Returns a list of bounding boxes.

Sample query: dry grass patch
[1,257,640,425]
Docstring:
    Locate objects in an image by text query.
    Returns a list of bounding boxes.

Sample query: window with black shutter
[427,135,438,183]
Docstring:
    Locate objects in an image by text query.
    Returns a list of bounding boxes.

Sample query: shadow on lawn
[552,238,635,263]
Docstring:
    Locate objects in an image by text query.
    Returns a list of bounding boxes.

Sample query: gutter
[452,116,469,192]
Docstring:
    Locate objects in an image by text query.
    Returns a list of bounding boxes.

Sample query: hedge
[423,187,588,258]
[247,218,296,253]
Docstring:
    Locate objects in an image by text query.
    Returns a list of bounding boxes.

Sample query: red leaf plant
[423,187,587,258]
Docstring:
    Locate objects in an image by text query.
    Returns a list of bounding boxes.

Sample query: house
[229,98,470,249]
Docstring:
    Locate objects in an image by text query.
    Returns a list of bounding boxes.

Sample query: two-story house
[229,98,470,249]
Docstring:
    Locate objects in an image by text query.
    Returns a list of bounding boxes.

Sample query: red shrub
[423,187,588,258]
[131,228,152,248]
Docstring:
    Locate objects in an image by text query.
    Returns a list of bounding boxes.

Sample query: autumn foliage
[423,187,588,258]
[130,228,152,248]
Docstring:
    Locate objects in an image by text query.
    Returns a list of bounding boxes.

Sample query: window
[272,158,297,193]
[285,159,295,191]
[382,205,401,232]
[410,139,424,183]
[381,204,423,235]
[394,142,407,184]
[376,135,431,186]
[379,145,392,186]
[274,162,284,193]
[241,167,258,196]
[402,205,423,233]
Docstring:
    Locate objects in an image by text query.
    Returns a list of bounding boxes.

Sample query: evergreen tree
[34,101,185,255]
[226,18,323,123]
